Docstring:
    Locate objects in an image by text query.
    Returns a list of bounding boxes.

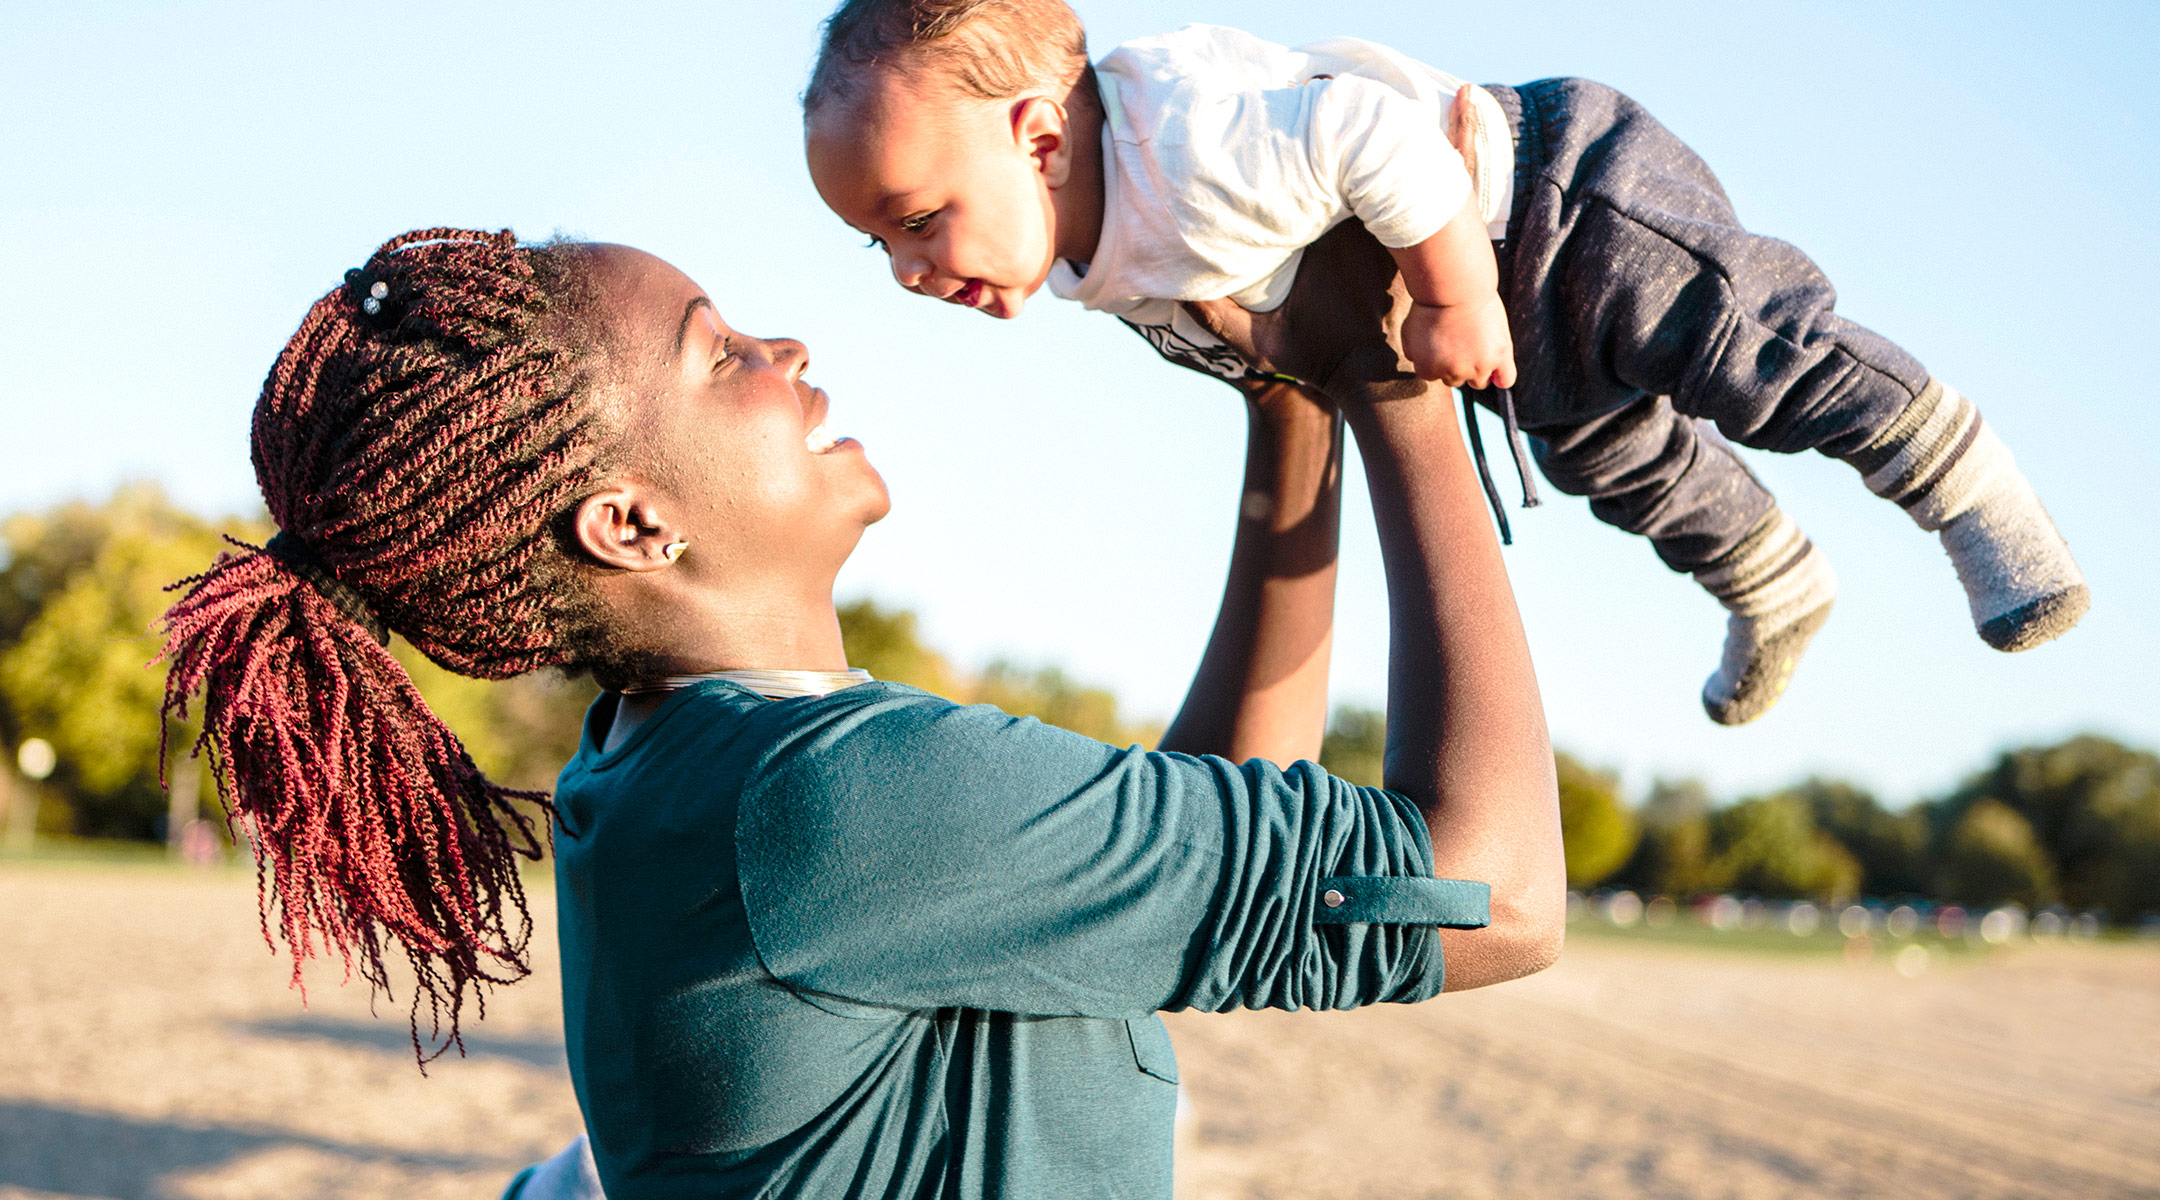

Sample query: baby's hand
[1402,294,1516,389]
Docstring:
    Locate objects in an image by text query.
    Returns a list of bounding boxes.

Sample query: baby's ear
[1012,97,1073,186]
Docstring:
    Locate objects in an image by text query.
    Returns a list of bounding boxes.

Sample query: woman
[162,222,1562,1198]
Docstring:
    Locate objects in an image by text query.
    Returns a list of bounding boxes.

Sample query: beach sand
[2,863,2153,1199]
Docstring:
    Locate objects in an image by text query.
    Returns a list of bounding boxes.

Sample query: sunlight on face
[805,70,1060,320]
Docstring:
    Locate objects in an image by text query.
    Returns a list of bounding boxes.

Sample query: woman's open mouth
[804,387,851,454]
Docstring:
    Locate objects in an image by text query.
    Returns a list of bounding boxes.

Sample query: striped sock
[1694,509,1837,726]
[1850,381,2088,651]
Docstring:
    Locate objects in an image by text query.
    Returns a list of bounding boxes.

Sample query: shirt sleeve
[733,688,1488,1019]
[1302,73,1470,249]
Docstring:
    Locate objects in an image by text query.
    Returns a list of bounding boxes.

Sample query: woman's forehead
[582,245,714,347]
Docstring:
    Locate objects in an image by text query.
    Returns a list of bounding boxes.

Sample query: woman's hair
[160,227,615,1064]
[803,0,1096,117]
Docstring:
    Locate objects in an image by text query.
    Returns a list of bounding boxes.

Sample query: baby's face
[807,71,1059,319]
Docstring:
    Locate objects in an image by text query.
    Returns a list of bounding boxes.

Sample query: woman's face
[584,245,889,595]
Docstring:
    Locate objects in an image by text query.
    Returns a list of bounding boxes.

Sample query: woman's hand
[1182,220,1425,407]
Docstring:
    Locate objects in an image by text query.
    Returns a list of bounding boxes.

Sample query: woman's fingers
[1181,297,1265,369]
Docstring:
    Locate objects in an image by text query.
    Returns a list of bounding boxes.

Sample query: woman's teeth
[805,423,841,454]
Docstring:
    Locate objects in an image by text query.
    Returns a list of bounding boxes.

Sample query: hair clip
[343,267,396,321]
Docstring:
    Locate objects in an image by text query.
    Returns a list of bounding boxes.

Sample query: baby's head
[804,0,1101,319]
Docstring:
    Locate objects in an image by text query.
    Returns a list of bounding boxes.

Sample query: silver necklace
[618,667,874,699]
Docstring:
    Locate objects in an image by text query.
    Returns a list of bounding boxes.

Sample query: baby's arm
[1392,84,1513,388]
[1392,192,1515,389]
[1312,78,1515,388]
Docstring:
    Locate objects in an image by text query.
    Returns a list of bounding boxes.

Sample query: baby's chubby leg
[1528,396,1834,724]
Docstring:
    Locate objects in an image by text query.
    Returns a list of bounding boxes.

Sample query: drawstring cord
[1461,386,1541,546]
[1260,372,1541,546]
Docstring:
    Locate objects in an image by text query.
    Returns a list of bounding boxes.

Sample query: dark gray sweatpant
[1482,79,1933,573]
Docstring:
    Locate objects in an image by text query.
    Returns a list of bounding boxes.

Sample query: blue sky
[2,0,2154,803]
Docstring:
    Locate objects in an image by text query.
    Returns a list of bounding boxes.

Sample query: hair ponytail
[160,228,608,1065]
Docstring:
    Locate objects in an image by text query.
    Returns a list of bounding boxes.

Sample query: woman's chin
[837,448,891,526]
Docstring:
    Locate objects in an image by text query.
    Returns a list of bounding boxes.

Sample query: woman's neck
[607,567,852,680]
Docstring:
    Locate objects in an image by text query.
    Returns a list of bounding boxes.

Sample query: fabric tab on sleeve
[1314,877,1490,927]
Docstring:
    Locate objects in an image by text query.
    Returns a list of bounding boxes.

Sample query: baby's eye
[898,212,933,235]
[864,235,887,252]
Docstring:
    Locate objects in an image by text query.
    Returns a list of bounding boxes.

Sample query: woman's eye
[712,340,734,370]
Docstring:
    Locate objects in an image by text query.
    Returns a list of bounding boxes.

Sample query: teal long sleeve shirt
[551,679,1488,1198]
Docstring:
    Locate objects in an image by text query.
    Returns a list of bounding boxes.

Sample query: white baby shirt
[1047,24,1513,382]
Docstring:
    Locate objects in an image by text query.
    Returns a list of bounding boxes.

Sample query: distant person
[803,0,2089,726]
[159,223,1562,1197]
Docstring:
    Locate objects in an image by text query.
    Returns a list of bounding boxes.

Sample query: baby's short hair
[805,0,1094,116]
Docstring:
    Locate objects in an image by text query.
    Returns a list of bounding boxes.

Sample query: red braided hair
[160,228,610,1066]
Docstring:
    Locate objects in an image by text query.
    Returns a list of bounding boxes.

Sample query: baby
[803,0,2088,725]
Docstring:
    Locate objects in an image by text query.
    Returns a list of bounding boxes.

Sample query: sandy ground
[1,862,2154,1200]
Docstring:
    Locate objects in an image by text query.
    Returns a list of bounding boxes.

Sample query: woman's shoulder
[737,682,1127,818]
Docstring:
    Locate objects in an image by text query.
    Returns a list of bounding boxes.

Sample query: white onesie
[1046,24,1513,384]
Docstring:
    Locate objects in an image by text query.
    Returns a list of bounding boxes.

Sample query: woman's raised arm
[1159,379,1344,766]
[1186,222,1565,990]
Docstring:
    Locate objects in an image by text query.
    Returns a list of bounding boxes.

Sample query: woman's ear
[573,484,685,572]
[1014,97,1072,187]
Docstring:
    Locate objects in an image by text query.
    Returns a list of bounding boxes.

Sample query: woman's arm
[1159,379,1344,766]
[1348,385,1562,989]
[1185,222,1564,991]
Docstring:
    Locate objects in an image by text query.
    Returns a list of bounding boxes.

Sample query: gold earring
[662,540,689,563]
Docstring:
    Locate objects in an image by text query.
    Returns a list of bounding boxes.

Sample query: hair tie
[264,530,390,645]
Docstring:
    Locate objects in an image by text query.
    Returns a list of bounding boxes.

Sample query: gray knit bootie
[1849,381,2087,651]
[1695,508,1838,726]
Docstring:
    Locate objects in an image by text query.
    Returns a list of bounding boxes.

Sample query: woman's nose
[759,336,809,379]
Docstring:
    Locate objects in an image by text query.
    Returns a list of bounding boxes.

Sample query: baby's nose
[890,252,934,292]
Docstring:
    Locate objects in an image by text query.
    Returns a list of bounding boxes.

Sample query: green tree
[972,660,1146,745]
[1785,777,1928,898]
[1933,798,2056,909]
[837,598,960,697]
[1703,793,1860,902]
[392,645,597,796]
[1555,752,1638,890]
[1319,705,1385,789]
[1929,736,2160,918]
[0,486,597,843]
[0,487,259,838]
[1610,777,1714,897]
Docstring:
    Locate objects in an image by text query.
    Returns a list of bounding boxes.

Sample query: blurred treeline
[4,488,2154,923]
[1319,714,2160,922]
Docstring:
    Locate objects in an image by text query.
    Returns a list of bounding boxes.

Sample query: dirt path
[2,863,2154,1199]
[1167,933,2160,1199]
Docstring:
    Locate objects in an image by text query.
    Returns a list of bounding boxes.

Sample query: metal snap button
[1322,889,1345,908]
